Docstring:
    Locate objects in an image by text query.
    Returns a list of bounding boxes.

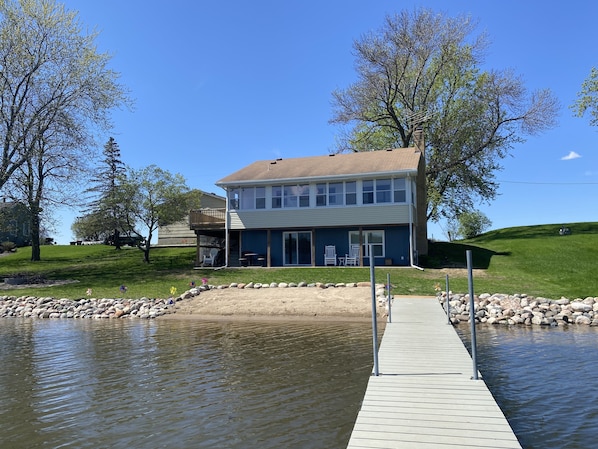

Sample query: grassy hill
[1,222,597,300]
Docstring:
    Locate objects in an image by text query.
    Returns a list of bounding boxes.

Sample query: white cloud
[561,151,581,160]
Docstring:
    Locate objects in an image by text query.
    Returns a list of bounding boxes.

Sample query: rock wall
[441,292,598,326]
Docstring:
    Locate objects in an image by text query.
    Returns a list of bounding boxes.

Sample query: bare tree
[0,0,130,258]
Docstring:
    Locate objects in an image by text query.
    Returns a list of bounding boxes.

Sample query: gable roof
[216,147,421,186]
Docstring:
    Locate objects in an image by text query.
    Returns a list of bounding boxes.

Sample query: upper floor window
[228,188,240,209]
[240,187,255,209]
[363,178,406,204]
[229,177,408,211]
[345,181,357,205]
[328,182,343,206]
[283,184,309,208]
[256,187,266,209]
[316,183,327,206]
[229,187,267,210]
[393,178,406,203]
[362,180,374,204]
[376,179,392,203]
[272,185,282,209]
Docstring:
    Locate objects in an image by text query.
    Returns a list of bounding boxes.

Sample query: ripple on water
[456,325,598,449]
[0,319,375,449]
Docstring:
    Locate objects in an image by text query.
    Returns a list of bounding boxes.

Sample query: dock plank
[346,297,522,449]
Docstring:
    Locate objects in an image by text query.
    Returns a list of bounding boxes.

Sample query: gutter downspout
[408,179,424,271]
[224,193,230,267]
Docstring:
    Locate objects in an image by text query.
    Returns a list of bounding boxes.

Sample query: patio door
[283,231,312,265]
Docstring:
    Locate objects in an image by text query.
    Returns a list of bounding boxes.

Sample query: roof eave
[215,168,418,187]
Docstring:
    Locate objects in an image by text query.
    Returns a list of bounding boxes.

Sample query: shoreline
[159,313,376,323]
[2,283,597,326]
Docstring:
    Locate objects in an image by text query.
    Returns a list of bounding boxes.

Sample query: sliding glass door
[283,231,312,265]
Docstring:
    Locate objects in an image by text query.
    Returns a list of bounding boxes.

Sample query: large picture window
[349,230,385,258]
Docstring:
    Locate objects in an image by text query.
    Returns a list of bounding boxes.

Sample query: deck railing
[189,208,226,230]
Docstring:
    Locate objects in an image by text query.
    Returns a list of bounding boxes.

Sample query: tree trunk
[30,207,41,261]
[142,231,152,263]
[114,228,121,250]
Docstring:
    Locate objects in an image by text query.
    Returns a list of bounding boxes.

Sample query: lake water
[456,325,598,449]
[1,319,596,449]
[0,319,375,449]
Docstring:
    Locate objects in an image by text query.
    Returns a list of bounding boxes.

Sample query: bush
[458,211,492,239]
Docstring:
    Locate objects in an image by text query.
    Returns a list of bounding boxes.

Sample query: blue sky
[53,0,597,243]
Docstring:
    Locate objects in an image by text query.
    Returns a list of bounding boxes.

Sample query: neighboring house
[0,200,31,246]
[214,133,428,267]
[157,191,226,246]
[159,191,226,267]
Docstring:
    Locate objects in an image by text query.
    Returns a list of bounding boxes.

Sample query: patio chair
[345,244,360,266]
[324,245,337,266]
[202,248,219,267]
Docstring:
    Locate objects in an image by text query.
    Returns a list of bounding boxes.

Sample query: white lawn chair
[324,245,337,266]
[202,248,219,267]
[345,244,360,266]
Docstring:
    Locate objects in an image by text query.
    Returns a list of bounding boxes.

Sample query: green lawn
[1,221,597,300]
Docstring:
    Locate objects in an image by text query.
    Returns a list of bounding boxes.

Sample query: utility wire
[499,180,598,185]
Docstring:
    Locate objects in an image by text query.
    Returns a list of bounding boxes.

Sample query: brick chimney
[413,127,424,154]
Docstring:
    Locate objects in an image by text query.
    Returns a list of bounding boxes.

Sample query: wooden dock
[346,296,522,449]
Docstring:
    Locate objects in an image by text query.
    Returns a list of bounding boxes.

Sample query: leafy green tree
[71,212,107,242]
[330,8,559,222]
[572,67,598,126]
[120,165,201,263]
[458,211,492,239]
[0,0,129,259]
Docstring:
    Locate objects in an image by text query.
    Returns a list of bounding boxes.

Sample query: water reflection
[0,319,375,449]
[456,325,598,449]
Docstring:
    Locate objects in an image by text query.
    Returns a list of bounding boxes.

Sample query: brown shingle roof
[216,148,421,185]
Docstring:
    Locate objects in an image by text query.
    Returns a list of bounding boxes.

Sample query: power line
[499,180,598,185]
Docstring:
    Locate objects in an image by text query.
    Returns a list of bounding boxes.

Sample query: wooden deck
[347,296,522,449]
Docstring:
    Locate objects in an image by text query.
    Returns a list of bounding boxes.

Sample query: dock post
[466,250,479,380]
[386,273,392,323]
[445,274,450,325]
[370,246,379,376]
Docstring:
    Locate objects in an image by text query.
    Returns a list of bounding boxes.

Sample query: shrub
[458,211,492,239]
[1,241,17,253]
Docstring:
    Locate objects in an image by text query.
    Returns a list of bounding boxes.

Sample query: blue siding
[315,228,349,265]
[239,230,268,256]
[237,225,410,267]
[383,226,410,266]
[269,231,284,266]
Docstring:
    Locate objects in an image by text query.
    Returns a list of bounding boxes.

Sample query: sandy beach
[162,285,386,322]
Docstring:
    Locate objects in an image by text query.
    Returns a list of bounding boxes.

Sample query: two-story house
[215,136,427,267]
